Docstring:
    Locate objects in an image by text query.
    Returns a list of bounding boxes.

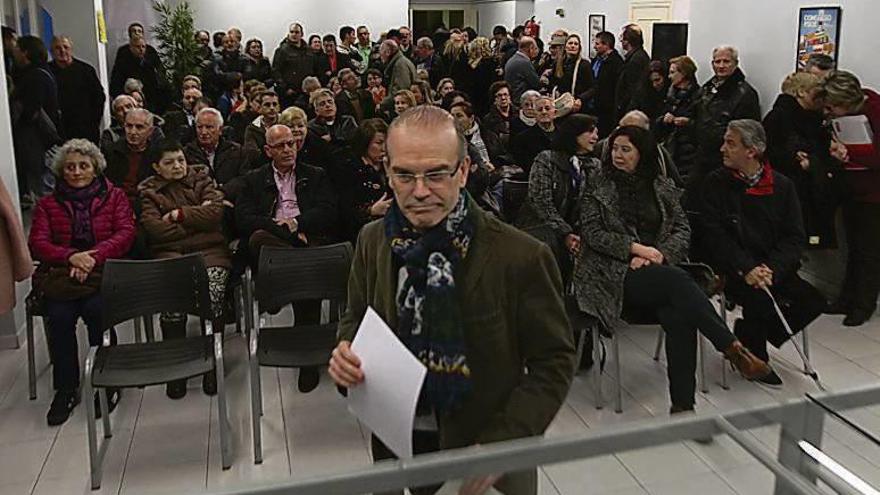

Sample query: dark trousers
[622,265,736,409]
[371,433,537,495]
[372,431,444,495]
[45,293,111,391]
[839,201,880,315]
[726,275,824,362]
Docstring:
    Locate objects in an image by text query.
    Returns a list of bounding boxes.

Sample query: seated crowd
[11,18,880,475]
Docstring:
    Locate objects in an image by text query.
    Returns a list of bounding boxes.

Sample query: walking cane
[762,287,825,390]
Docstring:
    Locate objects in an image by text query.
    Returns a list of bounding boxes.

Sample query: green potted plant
[152,1,201,92]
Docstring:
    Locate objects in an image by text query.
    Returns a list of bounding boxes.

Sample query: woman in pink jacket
[28,139,135,426]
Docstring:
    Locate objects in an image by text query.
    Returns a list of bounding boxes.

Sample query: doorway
[410,5,476,40]
[629,0,673,54]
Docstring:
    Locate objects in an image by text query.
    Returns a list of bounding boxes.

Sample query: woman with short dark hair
[573,126,771,413]
[242,38,273,87]
[327,119,391,242]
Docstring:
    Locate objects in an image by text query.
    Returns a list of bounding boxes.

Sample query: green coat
[338,201,576,449]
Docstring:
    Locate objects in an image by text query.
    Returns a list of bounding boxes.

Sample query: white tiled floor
[0,308,879,494]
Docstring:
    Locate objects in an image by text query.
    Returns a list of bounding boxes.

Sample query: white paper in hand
[348,307,427,459]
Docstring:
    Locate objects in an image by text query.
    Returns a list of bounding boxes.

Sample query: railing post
[774,402,825,495]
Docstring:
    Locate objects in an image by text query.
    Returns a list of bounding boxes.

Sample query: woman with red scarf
[700,120,825,387]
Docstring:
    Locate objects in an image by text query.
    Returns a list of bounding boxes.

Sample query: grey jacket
[517,150,599,261]
[574,165,690,329]
[384,51,417,97]
[504,51,541,101]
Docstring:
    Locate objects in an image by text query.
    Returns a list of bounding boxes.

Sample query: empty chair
[83,254,232,489]
[247,242,352,464]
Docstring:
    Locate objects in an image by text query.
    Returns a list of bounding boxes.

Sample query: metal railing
[207,383,880,495]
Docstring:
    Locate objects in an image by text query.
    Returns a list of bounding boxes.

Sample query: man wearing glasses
[329,106,576,495]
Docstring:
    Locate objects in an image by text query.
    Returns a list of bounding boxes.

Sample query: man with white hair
[49,35,105,144]
[380,39,417,106]
[414,36,445,87]
[692,45,761,190]
[699,119,824,387]
[184,107,250,196]
[103,108,160,203]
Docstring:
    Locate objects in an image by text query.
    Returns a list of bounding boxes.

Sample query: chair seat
[257,324,337,368]
[92,336,215,388]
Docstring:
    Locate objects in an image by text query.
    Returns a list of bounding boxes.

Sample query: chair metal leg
[652,328,664,361]
[27,312,36,400]
[133,318,143,344]
[214,333,232,470]
[84,347,104,490]
[719,294,730,390]
[802,327,810,373]
[613,334,622,414]
[698,336,709,394]
[99,388,112,438]
[234,286,243,336]
[249,353,263,464]
[574,327,586,374]
[144,315,155,343]
[592,324,604,410]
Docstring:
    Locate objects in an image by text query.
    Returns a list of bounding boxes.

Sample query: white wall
[170,0,408,60]
[689,0,875,114]
[475,0,516,36]
[40,0,99,67]
[532,0,628,46]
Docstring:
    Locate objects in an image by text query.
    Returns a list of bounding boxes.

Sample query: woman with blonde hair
[764,71,842,251]
[548,34,593,115]
[465,36,500,115]
[441,32,469,93]
[277,105,331,170]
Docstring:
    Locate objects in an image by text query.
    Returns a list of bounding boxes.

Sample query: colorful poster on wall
[796,7,841,70]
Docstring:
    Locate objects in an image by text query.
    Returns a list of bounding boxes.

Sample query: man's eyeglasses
[389,161,461,188]
[268,140,296,151]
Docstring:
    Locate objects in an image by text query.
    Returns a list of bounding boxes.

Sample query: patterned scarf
[384,192,475,414]
[55,178,105,249]
[732,161,775,196]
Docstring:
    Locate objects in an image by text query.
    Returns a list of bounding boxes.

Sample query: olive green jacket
[338,202,576,449]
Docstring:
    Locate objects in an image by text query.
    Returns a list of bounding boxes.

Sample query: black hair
[440,90,469,110]
[596,31,615,49]
[386,29,401,40]
[493,25,508,36]
[322,34,336,44]
[308,34,321,46]
[553,114,598,155]
[511,25,525,39]
[212,31,225,49]
[604,125,659,176]
[366,68,383,79]
[350,118,388,158]
[339,26,355,40]
[155,138,185,160]
[488,80,510,100]
[450,100,474,118]
[463,27,478,41]
[127,23,143,37]
[2,26,16,42]
[17,36,47,65]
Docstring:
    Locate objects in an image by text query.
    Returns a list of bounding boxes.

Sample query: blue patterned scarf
[384,192,475,414]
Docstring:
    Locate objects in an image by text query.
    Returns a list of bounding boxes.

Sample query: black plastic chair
[83,254,232,489]
[246,243,353,464]
[501,178,530,222]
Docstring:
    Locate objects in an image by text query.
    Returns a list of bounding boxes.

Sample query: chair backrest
[255,242,353,312]
[101,254,212,329]
[501,178,530,222]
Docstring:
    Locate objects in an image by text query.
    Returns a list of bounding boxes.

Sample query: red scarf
[731,160,774,196]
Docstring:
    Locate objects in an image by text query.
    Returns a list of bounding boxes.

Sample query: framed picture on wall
[588,14,605,59]
[796,7,842,70]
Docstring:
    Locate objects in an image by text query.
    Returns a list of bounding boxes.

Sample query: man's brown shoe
[724,341,771,379]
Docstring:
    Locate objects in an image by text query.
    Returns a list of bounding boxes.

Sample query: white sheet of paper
[434,480,502,495]
[833,115,874,145]
[348,306,427,459]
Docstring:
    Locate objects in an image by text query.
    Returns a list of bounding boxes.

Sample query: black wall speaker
[652,23,688,63]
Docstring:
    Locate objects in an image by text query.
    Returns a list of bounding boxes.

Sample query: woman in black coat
[656,56,700,184]
[548,34,594,114]
[441,33,470,95]
[762,72,845,249]
[242,39,273,87]
[635,60,670,121]
[325,119,391,243]
[464,37,500,117]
